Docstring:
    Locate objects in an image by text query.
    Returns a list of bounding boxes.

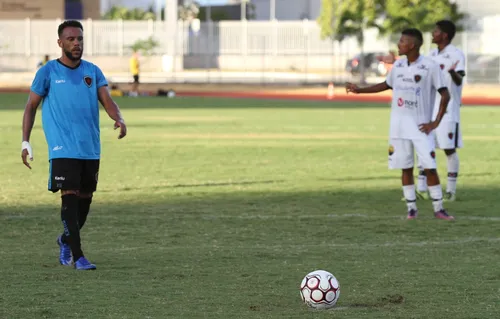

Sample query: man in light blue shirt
[21,20,128,270]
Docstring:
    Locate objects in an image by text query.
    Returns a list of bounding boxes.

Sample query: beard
[64,48,82,61]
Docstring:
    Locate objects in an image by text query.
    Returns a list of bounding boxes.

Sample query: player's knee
[79,192,93,199]
[444,149,456,156]
[402,168,414,175]
[424,169,437,177]
[61,190,79,196]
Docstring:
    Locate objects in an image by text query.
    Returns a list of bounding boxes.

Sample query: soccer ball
[299,270,340,309]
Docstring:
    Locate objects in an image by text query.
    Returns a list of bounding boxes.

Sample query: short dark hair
[58,20,83,37]
[436,20,456,41]
[402,28,423,47]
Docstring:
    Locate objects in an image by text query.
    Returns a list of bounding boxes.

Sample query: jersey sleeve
[95,66,108,88]
[455,50,466,74]
[385,68,394,89]
[30,66,50,97]
[431,63,446,91]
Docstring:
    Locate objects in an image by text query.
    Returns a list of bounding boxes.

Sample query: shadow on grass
[1,186,499,222]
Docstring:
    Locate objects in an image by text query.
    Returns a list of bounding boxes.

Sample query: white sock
[417,170,427,192]
[428,185,444,212]
[446,153,459,194]
[403,185,417,211]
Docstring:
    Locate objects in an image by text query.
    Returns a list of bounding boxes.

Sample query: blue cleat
[74,257,96,270]
[57,235,72,266]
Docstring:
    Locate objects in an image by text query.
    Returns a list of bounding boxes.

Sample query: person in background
[37,55,50,69]
[129,51,140,97]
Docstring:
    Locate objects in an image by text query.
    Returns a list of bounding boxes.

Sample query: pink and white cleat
[407,209,418,220]
[434,209,455,221]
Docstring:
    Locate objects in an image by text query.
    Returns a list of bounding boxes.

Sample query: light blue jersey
[31,59,108,160]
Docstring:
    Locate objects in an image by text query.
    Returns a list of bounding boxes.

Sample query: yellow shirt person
[129,52,140,96]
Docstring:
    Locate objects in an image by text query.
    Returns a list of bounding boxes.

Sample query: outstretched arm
[449,56,466,86]
[346,81,391,94]
[98,86,127,139]
[449,69,465,86]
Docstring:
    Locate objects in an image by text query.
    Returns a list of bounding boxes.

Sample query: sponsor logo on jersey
[397,97,418,108]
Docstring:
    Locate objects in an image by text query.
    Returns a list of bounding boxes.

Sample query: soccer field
[0,93,499,318]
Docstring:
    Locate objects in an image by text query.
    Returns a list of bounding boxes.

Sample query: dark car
[345,52,389,77]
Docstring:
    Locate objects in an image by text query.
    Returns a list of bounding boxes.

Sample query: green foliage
[317,0,384,43]
[103,5,156,20]
[178,1,200,21]
[129,36,159,56]
[198,7,230,21]
[381,0,468,34]
[317,0,467,41]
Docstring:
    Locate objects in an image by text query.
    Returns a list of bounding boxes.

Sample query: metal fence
[1,19,500,84]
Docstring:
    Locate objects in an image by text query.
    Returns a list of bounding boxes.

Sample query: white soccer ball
[299,270,340,309]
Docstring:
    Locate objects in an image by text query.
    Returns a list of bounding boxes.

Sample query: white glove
[22,141,33,160]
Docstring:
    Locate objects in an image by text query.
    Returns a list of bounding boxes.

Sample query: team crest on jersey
[448,132,454,140]
[440,64,445,70]
[388,145,394,156]
[84,75,92,87]
[430,151,436,159]
[414,75,421,83]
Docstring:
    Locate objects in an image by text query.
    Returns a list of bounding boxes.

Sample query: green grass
[0,93,499,318]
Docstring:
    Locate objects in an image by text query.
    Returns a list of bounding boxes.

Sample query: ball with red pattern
[299,270,340,309]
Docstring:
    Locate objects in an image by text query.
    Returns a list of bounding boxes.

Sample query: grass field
[0,93,499,319]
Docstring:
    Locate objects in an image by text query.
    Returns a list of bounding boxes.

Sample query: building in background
[0,0,101,19]
[249,0,500,22]
[251,0,319,20]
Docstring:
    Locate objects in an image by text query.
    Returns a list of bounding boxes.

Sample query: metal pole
[205,1,212,83]
[156,0,161,21]
[241,0,246,20]
[270,0,275,20]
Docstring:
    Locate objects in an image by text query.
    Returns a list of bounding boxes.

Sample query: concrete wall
[84,0,102,19]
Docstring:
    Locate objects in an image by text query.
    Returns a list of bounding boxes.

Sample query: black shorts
[133,75,139,83]
[48,158,100,193]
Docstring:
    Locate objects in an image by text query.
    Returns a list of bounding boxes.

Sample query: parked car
[345,52,390,77]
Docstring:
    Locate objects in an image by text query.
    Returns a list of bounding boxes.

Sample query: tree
[129,36,160,56]
[317,0,385,83]
[381,0,467,35]
[178,1,200,21]
[103,5,155,20]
